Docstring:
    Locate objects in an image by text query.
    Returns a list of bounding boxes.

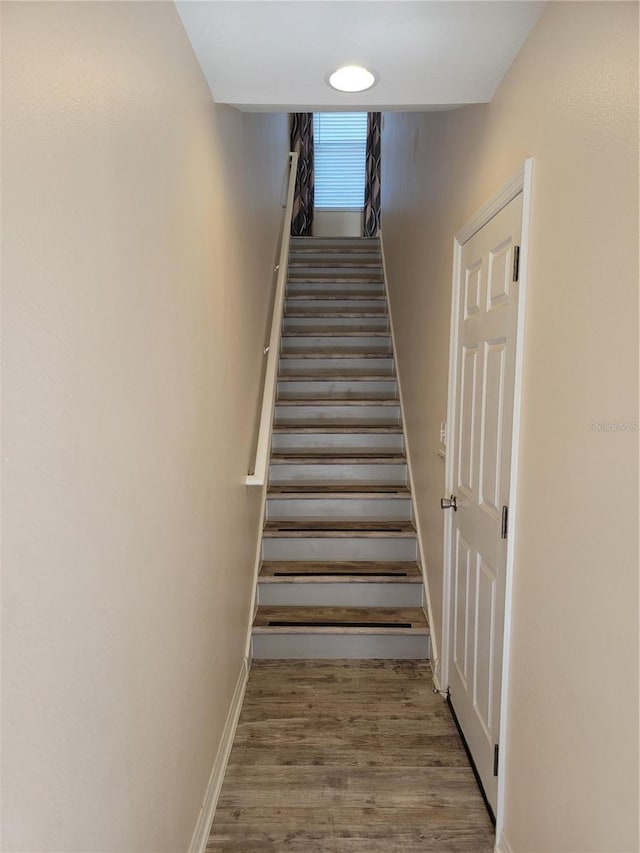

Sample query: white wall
[313,209,363,237]
[381,2,638,851]
[1,2,288,851]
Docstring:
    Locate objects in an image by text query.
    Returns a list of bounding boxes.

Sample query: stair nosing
[282,331,390,338]
[262,522,417,539]
[285,295,386,301]
[266,483,411,492]
[259,561,422,584]
[275,403,400,411]
[252,605,428,635]
[272,424,403,432]
[267,490,410,499]
[279,353,393,359]
[278,376,395,382]
[259,575,421,585]
[270,454,406,462]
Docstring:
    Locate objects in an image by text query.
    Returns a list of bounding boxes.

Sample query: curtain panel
[363,112,382,237]
[290,113,314,237]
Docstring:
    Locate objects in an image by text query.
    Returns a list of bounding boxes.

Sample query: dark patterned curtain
[363,112,381,237]
[290,113,314,237]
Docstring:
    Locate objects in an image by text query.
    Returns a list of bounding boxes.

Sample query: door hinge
[494,744,500,776]
[512,245,521,282]
[501,505,509,539]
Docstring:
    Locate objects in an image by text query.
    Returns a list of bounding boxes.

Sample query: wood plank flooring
[208,660,495,853]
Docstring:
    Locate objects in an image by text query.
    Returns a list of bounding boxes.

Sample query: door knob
[440,495,458,511]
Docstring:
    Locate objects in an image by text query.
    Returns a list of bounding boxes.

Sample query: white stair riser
[289,252,381,265]
[277,379,397,400]
[285,298,386,312]
[262,536,418,561]
[288,267,382,279]
[287,282,385,297]
[283,317,389,333]
[271,432,404,452]
[269,462,407,485]
[275,404,401,426]
[252,633,430,660]
[266,497,412,521]
[258,582,422,607]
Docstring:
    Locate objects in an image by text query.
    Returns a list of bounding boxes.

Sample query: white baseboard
[379,231,440,669]
[431,666,444,695]
[495,830,514,853]
[188,657,250,853]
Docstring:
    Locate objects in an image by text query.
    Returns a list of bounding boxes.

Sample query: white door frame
[440,159,533,844]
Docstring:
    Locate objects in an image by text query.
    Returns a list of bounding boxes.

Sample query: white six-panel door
[448,194,523,812]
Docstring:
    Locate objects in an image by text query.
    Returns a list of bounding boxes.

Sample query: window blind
[313,112,367,209]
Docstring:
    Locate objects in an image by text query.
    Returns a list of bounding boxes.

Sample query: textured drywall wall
[1,2,288,850]
[381,2,638,851]
[313,210,363,237]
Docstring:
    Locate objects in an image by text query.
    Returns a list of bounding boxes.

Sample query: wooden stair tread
[267,492,410,501]
[278,373,395,380]
[289,255,381,261]
[259,561,421,583]
[272,425,403,434]
[285,294,386,301]
[289,251,380,256]
[285,290,385,298]
[282,329,389,338]
[253,605,428,634]
[262,520,416,538]
[267,484,411,494]
[289,258,381,264]
[282,351,393,357]
[285,311,387,318]
[287,278,384,285]
[270,452,405,461]
[290,246,379,250]
[277,398,398,405]
[276,399,399,407]
[275,421,402,429]
[279,353,392,359]
[267,481,409,490]
[278,374,395,380]
[289,266,381,271]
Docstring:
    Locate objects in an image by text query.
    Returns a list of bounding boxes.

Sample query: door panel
[488,239,512,307]
[448,194,522,813]
[458,346,478,496]
[474,556,497,740]
[480,339,506,515]
[453,531,472,687]
[465,260,482,317]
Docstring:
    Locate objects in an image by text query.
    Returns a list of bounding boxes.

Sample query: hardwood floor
[208,661,495,852]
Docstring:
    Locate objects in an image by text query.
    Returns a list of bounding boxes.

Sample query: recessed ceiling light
[327,65,377,93]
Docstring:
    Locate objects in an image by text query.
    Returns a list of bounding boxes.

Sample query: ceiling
[175,1,546,112]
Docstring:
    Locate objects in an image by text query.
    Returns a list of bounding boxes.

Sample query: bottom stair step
[251,606,430,660]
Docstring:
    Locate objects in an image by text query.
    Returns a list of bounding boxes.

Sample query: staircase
[251,236,430,659]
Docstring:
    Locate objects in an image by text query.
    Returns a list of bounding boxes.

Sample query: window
[313,112,367,209]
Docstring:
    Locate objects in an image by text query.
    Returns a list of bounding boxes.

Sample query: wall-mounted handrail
[246,150,299,486]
